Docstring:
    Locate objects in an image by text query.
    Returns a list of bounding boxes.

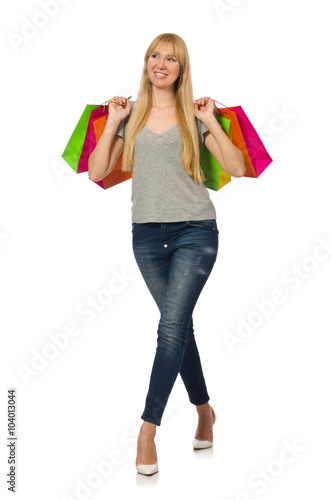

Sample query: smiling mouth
[154,72,168,78]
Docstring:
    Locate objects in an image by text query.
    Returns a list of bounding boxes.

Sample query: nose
[156,57,167,69]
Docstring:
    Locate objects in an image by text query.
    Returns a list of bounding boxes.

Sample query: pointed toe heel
[136,463,158,476]
[192,438,213,449]
[193,408,217,450]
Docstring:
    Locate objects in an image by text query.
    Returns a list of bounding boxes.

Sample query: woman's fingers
[108,96,126,106]
[195,97,212,106]
[195,97,217,113]
[108,96,131,122]
[108,96,128,117]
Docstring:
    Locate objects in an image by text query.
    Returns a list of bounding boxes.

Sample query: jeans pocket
[187,219,218,231]
[132,223,139,236]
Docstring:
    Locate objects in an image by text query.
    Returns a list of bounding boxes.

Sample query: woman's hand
[194,97,216,124]
[107,96,131,124]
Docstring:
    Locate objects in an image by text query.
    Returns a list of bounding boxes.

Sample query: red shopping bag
[77,106,109,174]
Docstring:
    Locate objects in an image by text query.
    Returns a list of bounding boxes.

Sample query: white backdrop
[1,0,331,499]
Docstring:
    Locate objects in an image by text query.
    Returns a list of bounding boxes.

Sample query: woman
[88,33,245,476]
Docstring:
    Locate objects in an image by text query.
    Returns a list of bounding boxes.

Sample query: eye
[150,54,176,62]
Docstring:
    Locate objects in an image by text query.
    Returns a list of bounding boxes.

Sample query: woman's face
[147,42,181,91]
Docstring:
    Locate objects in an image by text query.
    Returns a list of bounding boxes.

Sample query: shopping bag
[214,101,273,177]
[61,97,131,176]
[62,104,99,172]
[215,106,257,178]
[200,115,232,191]
[229,105,272,176]
[77,106,109,174]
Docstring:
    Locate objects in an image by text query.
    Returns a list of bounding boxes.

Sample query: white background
[1,0,331,498]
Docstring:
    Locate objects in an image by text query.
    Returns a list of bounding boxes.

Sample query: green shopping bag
[62,104,99,173]
[200,115,232,191]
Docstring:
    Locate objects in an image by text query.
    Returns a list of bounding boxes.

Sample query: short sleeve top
[116,101,219,223]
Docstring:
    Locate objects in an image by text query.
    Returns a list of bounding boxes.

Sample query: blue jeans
[132,219,219,426]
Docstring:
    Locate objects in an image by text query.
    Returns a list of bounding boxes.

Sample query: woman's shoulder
[127,100,135,118]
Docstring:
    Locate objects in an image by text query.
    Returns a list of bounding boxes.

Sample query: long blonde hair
[121,33,205,184]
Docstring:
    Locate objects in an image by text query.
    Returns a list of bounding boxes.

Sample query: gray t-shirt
[116,101,218,223]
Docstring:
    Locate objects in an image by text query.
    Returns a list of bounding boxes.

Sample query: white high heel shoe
[136,463,159,476]
[136,430,158,475]
[192,407,217,449]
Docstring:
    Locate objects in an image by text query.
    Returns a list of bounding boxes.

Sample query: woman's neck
[151,86,176,108]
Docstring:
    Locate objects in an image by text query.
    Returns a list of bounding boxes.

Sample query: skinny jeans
[132,219,219,426]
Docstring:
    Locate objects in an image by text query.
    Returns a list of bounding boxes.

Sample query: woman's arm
[88,120,123,182]
[88,96,130,182]
[195,98,246,178]
[203,121,245,178]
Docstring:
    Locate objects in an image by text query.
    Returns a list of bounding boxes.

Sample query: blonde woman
[88,32,245,476]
